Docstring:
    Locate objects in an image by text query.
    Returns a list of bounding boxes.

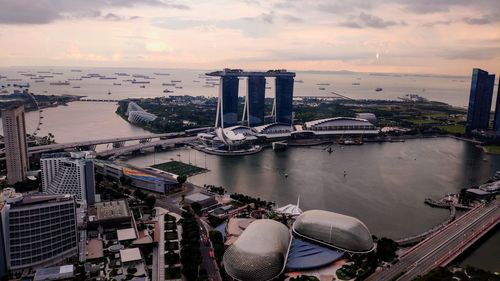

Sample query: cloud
[463,13,500,25]
[0,0,188,25]
[340,12,404,29]
[282,14,303,23]
[422,20,452,27]
[440,47,500,60]
[398,0,500,14]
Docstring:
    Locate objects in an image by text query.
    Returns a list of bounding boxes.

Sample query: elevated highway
[0,132,186,158]
[97,136,197,159]
[366,199,500,281]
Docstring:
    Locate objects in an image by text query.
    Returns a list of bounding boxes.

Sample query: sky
[0,0,499,75]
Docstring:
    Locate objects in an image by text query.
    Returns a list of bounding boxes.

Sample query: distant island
[0,90,83,113]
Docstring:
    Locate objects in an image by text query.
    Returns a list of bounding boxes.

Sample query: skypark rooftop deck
[206,68,296,77]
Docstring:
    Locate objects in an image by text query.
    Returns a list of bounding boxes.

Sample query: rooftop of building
[120,248,142,263]
[117,228,137,241]
[92,200,131,221]
[1,189,74,208]
[34,265,74,281]
[206,68,296,77]
[184,192,214,202]
[86,239,104,260]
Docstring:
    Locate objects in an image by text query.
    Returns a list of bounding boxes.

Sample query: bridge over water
[366,199,500,281]
[0,132,187,159]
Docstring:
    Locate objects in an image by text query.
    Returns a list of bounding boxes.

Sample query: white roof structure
[120,248,142,263]
[34,265,74,281]
[292,210,374,253]
[275,197,303,216]
[304,117,373,128]
[117,228,137,241]
[215,127,247,146]
[223,219,291,281]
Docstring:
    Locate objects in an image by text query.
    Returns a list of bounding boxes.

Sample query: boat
[295,80,304,83]
[50,81,70,85]
[163,89,174,93]
[317,83,330,86]
[352,82,360,85]
[375,88,383,92]
[162,83,176,86]
[154,73,170,76]
[113,83,122,86]
[318,87,326,90]
[337,138,363,145]
[72,86,81,88]
[131,80,150,84]
[108,90,112,95]
[99,77,117,80]
[175,86,183,89]
[34,80,44,83]
[139,85,146,88]
[52,72,64,75]
[70,69,82,72]
[115,72,129,76]
[171,80,181,83]
[192,80,200,83]
[68,78,83,81]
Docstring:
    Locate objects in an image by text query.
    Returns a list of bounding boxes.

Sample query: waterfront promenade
[366,199,500,281]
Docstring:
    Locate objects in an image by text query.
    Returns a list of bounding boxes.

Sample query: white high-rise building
[2,105,28,185]
[41,152,96,205]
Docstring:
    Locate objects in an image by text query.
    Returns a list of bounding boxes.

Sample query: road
[155,183,222,281]
[97,136,196,158]
[366,200,500,281]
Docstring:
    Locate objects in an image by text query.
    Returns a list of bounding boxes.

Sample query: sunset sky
[0,0,499,75]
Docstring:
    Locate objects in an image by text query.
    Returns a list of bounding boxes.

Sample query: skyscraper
[1,105,28,185]
[41,152,96,205]
[275,76,294,125]
[493,77,500,135]
[0,189,78,272]
[216,76,240,128]
[465,68,495,134]
[245,76,266,127]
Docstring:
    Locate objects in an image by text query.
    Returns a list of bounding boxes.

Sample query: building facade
[245,76,266,127]
[0,191,78,272]
[465,68,495,134]
[208,69,296,129]
[41,152,96,205]
[2,105,28,185]
[216,76,240,128]
[493,78,500,135]
[274,76,294,125]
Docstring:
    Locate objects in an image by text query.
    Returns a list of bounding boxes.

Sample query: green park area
[484,145,500,155]
[151,160,208,176]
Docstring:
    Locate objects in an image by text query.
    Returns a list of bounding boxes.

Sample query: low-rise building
[184,192,217,209]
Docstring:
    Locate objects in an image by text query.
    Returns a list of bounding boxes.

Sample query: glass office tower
[493,78,500,135]
[247,76,266,127]
[275,76,294,125]
[465,68,495,134]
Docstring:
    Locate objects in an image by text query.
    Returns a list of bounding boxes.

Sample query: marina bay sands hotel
[206,69,296,128]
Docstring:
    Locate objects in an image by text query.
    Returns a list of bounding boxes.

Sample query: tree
[376,237,398,262]
[144,195,156,209]
[177,175,187,184]
[191,202,202,214]
[165,251,178,266]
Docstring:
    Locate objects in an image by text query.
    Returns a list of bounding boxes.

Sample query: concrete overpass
[366,199,500,281]
[97,136,197,159]
[0,132,186,158]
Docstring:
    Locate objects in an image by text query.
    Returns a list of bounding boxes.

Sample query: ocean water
[0,67,479,107]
